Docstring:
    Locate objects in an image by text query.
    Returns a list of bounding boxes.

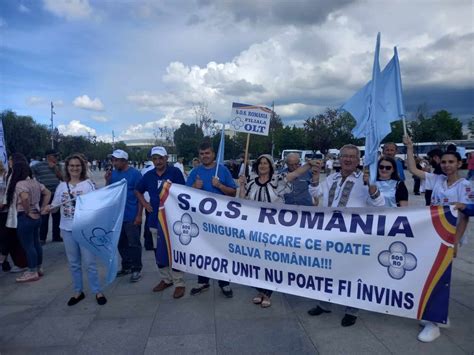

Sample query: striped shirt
[15,178,46,213]
[31,161,61,194]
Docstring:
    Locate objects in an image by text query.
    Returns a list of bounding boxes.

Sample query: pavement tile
[145,333,217,354]
[5,314,95,347]
[96,293,160,319]
[149,297,215,336]
[361,312,465,355]
[305,320,389,354]
[216,317,318,354]
[76,317,154,354]
[0,305,45,344]
[0,345,78,355]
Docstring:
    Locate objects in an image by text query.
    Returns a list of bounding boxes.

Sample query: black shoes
[2,260,11,272]
[307,306,331,316]
[190,284,210,296]
[341,314,357,327]
[96,294,107,305]
[116,269,131,277]
[220,286,233,298]
[67,292,85,306]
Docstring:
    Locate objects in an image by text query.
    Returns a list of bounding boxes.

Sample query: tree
[382,119,405,143]
[410,110,463,143]
[468,117,474,137]
[193,102,217,137]
[1,110,51,158]
[274,125,305,156]
[174,123,204,162]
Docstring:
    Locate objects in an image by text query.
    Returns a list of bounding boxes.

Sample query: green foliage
[173,123,204,162]
[409,110,463,143]
[467,117,474,136]
[1,110,51,157]
[382,119,405,144]
[304,109,362,153]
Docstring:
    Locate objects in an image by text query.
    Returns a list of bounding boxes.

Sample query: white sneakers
[417,322,441,342]
[15,271,40,283]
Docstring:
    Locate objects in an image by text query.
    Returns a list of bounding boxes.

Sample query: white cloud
[19,4,30,13]
[120,115,183,140]
[53,100,64,107]
[0,17,7,28]
[90,115,109,122]
[73,95,105,111]
[57,120,96,136]
[43,0,93,20]
[26,96,46,106]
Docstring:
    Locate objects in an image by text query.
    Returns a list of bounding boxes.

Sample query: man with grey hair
[280,152,314,206]
[307,144,385,327]
[382,142,405,181]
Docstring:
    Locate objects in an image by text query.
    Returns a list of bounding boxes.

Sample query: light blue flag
[0,118,7,168]
[342,34,405,184]
[72,179,127,285]
[215,126,225,177]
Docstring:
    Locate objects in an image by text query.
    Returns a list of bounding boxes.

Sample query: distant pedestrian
[105,149,143,283]
[31,149,62,243]
[174,157,187,179]
[467,152,474,180]
[48,153,107,306]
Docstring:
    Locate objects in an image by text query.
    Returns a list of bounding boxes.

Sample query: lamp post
[50,101,55,149]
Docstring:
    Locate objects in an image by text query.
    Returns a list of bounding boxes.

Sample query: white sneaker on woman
[16,271,40,283]
[417,322,440,342]
[420,318,450,328]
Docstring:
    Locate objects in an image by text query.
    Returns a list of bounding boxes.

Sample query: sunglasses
[378,165,393,171]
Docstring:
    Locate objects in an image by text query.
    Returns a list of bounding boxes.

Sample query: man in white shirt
[174,157,186,180]
[307,144,385,327]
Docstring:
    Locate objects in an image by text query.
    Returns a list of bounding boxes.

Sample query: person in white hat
[135,146,187,299]
[105,149,144,283]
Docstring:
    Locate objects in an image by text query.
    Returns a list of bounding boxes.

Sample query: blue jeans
[17,213,42,270]
[118,222,142,272]
[62,230,101,294]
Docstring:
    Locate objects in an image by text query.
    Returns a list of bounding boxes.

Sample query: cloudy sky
[1,0,473,142]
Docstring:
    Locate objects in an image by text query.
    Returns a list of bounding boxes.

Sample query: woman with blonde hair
[49,153,107,306]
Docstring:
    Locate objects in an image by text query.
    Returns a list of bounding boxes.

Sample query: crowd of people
[0,136,472,343]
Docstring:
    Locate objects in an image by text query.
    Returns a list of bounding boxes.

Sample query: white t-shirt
[424,173,473,206]
[309,170,384,207]
[52,179,95,231]
[325,159,333,170]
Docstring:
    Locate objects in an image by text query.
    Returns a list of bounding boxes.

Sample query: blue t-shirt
[396,159,405,181]
[110,167,142,222]
[280,168,313,206]
[135,166,185,228]
[186,164,236,195]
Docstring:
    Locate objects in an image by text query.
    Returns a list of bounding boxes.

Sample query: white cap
[111,149,129,160]
[151,146,167,156]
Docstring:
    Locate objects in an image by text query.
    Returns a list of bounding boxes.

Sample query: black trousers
[40,195,61,241]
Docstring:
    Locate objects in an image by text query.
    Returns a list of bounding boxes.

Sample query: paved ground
[0,170,472,354]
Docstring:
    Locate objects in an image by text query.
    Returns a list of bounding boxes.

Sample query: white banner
[230,102,272,136]
[162,183,455,323]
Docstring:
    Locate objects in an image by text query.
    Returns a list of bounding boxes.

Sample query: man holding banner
[135,146,187,299]
[307,144,385,326]
[186,140,236,298]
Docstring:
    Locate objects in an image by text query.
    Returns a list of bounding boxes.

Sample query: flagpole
[243,133,250,176]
